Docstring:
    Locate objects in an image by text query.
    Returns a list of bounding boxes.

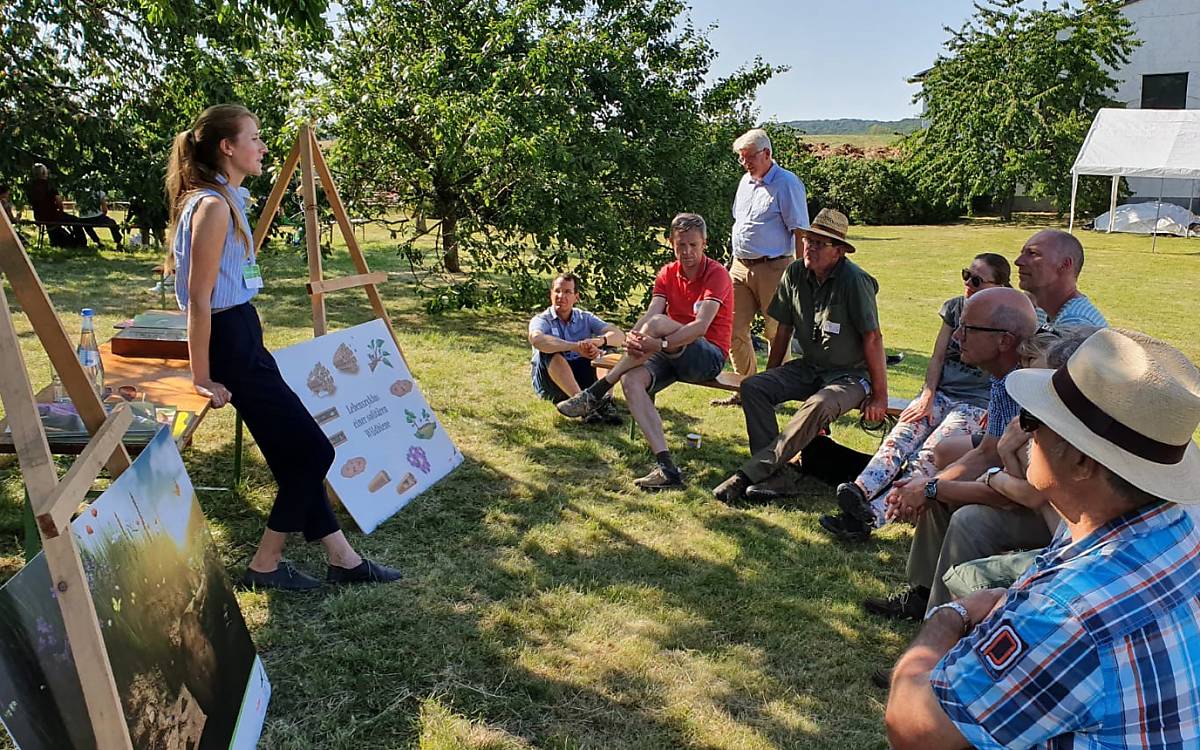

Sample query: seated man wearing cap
[886,328,1200,750]
[713,208,889,504]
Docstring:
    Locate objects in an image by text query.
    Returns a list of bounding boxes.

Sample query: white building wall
[1114,0,1200,206]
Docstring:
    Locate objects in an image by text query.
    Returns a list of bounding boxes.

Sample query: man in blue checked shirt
[528,273,624,423]
[886,328,1200,750]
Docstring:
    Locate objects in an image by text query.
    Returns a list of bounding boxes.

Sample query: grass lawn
[1,221,1198,749]
[796,134,900,149]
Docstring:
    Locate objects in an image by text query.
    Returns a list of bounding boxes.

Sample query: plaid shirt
[931,500,1200,749]
[986,373,1021,438]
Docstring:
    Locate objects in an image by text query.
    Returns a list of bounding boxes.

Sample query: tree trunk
[1000,193,1015,222]
[441,212,460,272]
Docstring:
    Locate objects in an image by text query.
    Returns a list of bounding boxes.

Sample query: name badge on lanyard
[243,261,264,290]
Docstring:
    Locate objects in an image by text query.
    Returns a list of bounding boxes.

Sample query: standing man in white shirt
[715,128,810,407]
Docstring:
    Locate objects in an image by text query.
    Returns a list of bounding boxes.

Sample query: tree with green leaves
[0,0,327,223]
[907,0,1137,219]
[323,0,775,309]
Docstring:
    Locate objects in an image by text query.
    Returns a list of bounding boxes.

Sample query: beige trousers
[729,255,793,376]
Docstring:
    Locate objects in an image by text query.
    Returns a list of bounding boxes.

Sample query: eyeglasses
[961,268,991,288]
[737,149,765,163]
[803,236,838,250]
[957,322,1012,335]
[1018,408,1042,433]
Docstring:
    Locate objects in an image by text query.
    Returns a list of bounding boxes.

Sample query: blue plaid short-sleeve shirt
[987,373,1021,438]
[932,501,1200,749]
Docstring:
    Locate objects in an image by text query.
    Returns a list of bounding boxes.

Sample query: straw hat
[799,208,856,253]
[1006,328,1200,504]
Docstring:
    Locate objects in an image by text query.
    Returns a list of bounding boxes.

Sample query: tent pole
[1152,177,1164,254]
[1069,173,1079,233]
[1107,175,1119,233]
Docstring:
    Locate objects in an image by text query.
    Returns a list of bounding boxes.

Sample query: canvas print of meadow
[0,427,270,749]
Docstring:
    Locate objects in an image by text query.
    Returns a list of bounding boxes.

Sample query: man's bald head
[967,287,1038,341]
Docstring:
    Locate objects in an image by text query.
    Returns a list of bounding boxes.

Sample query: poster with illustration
[272,318,463,533]
[0,427,270,749]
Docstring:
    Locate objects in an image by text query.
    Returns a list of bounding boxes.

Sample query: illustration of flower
[367,338,394,372]
[407,446,431,474]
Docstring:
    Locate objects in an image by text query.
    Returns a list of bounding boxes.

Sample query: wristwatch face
[924,479,938,500]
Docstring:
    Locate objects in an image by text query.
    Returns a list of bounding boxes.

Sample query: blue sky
[685,0,980,122]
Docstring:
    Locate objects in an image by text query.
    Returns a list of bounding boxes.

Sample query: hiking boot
[817,512,872,542]
[598,396,623,425]
[633,465,684,491]
[712,471,752,504]
[836,482,874,526]
[710,392,741,407]
[557,388,603,418]
[862,586,930,621]
[744,465,806,503]
[239,560,322,592]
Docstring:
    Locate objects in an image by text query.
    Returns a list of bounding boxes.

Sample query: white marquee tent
[1069,108,1200,239]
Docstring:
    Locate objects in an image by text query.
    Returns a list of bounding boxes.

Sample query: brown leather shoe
[710,392,741,407]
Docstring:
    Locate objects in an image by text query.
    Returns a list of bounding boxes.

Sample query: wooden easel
[252,124,402,348]
[0,211,133,747]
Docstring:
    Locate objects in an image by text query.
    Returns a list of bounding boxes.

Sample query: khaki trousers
[738,361,867,483]
[730,256,793,377]
[906,501,1053,612]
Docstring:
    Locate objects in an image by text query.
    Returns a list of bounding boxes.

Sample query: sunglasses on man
[1019,408,1042,433]
[961,268,991,288]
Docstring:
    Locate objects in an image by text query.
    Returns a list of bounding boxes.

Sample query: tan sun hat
[798,208,856,253]
[1005,328,1200,504]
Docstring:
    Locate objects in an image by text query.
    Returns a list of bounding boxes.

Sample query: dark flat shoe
[327,558,404,585]
[239,560,322,592]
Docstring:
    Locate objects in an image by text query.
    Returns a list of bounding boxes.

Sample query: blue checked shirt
[986,373,1021,438]
[528,306,611,364]
[932,500,1200,749]
[1035,293,1107,329]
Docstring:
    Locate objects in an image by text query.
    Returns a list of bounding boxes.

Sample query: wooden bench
[592,352,910,417]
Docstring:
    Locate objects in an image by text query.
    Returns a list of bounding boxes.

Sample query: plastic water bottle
[76,308,105,399]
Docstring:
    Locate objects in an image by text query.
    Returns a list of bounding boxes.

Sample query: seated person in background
[528,272,624,424]
[26,163,87,248]
[860,287,1038,621]
[1016,228,1106,327]
[557,213,733,490]
[819,253,1010,539]
[712,208,888,504]
[0,184,15,223]
[887,328,1200,750]
[74,172,124,247]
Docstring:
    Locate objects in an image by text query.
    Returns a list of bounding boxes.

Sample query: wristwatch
[926,601,972,637]
[660,337,669,351]
[983,466,1003,488]
[924,478,940,501]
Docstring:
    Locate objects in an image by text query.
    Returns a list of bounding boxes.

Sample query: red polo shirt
[651,256,734,357]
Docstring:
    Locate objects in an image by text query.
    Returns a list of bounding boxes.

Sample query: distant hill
[779,118,925,135]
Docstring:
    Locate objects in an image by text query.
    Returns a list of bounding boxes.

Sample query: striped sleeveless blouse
[173,175,258,310]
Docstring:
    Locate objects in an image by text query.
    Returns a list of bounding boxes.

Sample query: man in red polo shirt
[558,212,733,489]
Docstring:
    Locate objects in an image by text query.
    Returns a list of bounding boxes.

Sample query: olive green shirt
[767,257,880,385]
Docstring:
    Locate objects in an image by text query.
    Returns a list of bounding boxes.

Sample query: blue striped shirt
[932,500,1200,749]
[1035,293,1107,329]
[173,175,257,310]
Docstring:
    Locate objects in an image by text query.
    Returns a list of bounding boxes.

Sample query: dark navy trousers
[209,303,339,541]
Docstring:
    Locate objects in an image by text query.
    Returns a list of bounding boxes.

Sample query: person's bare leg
[546,353,584,396]
[320,531,364,569]
[597,314,685,384]
[248,528,288,573]
[622,368,668,453]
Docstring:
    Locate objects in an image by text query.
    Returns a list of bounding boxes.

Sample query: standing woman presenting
[167,104,402,590]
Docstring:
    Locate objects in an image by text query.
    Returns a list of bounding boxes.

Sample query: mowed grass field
[0,221,1197,749]
[797,134,900,149]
